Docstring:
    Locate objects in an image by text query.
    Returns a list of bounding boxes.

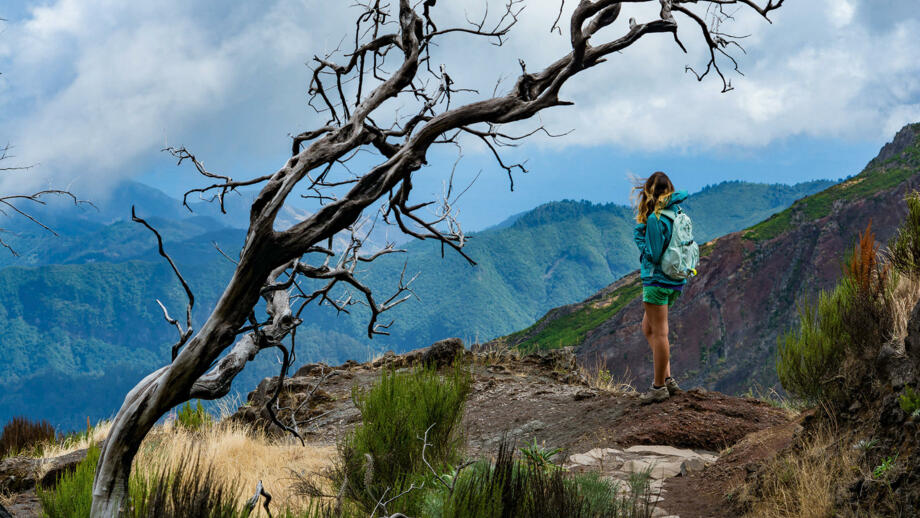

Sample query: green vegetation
[436,442,654,518]
[38,443,100,518]
[176,400,213,431]
[309,361,655,518]
[687,179,833,243]
[334,363,473,514]
[777,222,894,407]
[519,437,562,472]
[746,130,920,242]
[0,416,55,458]
[508,278,642,352]
[888,192,920,277]
[873,454,898,480]
[899,386,920,416]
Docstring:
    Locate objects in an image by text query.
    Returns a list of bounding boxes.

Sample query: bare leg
[643,302,670,387]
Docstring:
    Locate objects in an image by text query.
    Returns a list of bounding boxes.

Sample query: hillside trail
[237,342,797,518]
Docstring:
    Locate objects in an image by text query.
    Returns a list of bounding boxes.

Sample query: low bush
[37,443,100,518]
[334,363,472,514]
[438,439,653,518]
[519,437,562,473]
[777,286,849,406]
[176,399,213,431]
[777,221,893,408]
[888,191,920,277]
[0,416,56,458]
[899,386,920,416]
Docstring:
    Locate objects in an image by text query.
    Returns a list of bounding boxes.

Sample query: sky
[1,0,919,231]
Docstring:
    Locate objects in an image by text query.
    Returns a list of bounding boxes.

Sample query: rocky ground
[1,340,795,517]
[234,339,794,518]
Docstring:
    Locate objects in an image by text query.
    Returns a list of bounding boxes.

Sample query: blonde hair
[631,171,674,223]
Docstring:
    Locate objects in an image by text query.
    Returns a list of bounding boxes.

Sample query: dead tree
[0,143,87,255]
[90,1,784,515]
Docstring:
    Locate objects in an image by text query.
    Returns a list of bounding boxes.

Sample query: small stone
[650,461,683,479]
[420,337,465,367]
[567,453,598,466]
[680,457,706,476]
[574,389,597,401]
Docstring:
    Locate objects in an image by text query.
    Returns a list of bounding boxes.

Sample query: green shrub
[176,400,212,431]
[0,416,56,458]
[38,443,100,518]
[899,386,920,416]
[519,438,562,472]
[778,222,893,408]
[873,454,898,480]
[334,363,472,514]
[777,285,850,405]
[888,192,920,277]
[439,439,653,518]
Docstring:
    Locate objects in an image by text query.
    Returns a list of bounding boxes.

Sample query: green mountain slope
[0,179,832,427]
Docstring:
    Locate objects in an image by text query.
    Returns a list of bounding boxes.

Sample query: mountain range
[0,170,834,427]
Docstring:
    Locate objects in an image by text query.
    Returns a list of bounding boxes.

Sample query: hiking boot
[665,376,682,395]
[639,385,669,404]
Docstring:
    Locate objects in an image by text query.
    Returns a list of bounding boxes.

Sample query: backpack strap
[658,208,677,221]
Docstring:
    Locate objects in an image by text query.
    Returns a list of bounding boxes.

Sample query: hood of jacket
[664,189,688,209]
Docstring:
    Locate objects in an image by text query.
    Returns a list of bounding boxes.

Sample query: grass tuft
[0,416,56,458]
[333,363,472,515]
[175,399,213,431]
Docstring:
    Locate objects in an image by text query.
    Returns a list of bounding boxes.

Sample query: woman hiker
[632,171,692,404]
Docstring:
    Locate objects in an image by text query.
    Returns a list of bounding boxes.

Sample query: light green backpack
[658,207,699,280]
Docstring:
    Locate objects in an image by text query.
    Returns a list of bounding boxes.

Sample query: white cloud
[829,0,856,27]
[1,0,919,195]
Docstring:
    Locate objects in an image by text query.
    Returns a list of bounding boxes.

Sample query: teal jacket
[632,190,689,287]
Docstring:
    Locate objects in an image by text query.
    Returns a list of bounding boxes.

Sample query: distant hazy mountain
[0,178,832,428]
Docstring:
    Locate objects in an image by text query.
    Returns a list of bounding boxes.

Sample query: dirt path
[661,416,803,517]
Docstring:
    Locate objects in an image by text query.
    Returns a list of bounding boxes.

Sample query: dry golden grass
[27,396,335,514]
[133,419,335,513]
[40,420,113,459]
[890,272,920,343]
[738,423,857,518]
[0,489,15,508]
[579,354,637,395]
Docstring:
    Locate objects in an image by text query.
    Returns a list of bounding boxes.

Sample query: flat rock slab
[624,445,717,460]
[566,443,723,518]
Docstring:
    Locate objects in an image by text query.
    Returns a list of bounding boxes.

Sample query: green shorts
[642,285,681,307]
